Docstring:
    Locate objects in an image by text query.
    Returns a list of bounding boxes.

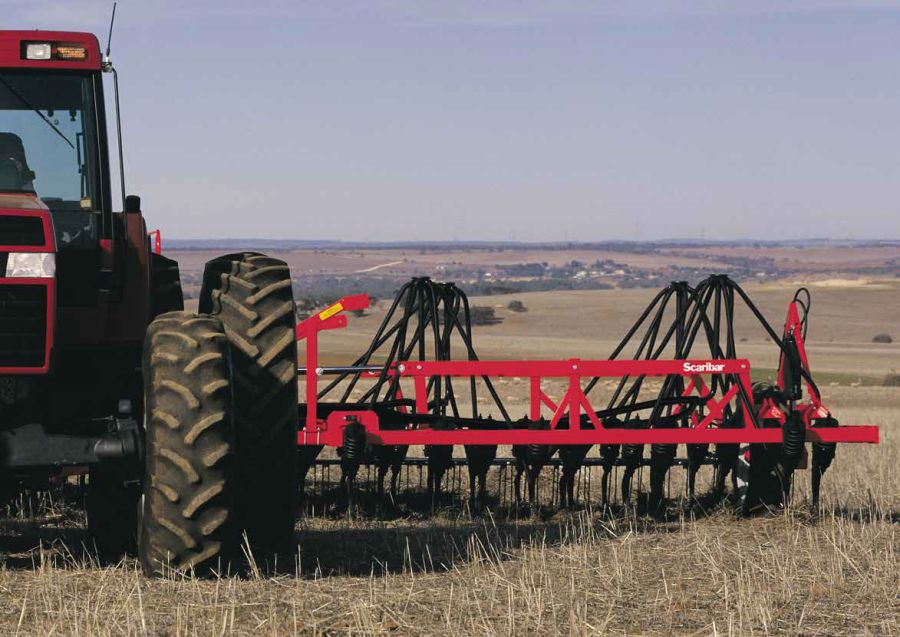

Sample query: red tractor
[0,31,298,575]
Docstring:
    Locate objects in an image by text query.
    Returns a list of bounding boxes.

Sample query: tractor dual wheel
[150,252,185,318]
[139,312,238,576]
[199,252,299,568]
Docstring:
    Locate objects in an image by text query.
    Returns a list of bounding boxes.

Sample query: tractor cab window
[0,72,101,248]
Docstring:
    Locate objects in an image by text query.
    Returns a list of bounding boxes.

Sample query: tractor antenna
[101,1,127,211]
[104,2,117,66]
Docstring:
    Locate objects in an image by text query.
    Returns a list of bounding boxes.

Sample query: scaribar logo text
[682,361,726,373]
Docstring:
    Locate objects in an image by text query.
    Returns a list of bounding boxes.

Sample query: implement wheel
[200,252,298,569]
[139,312,238,576]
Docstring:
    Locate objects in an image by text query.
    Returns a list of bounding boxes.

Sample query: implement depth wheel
[200,252,298,570]
[139,312,238,576]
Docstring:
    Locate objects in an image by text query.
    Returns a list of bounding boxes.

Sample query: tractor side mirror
[124,194,141,214]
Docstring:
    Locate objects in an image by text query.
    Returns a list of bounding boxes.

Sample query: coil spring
[341,422,366,462]
[812,416,838,471]
[712,411,742,469]
[370,443,402,470]
[714,443,740,468]
[781,415,805,470]
[813,442,837,470]
[687,443,709,465]
[619,417,644,467]
[600,444,620,465]
[525,418,551,464]
[651,443,677,463]
[622,444,643,467]
[558,445,589,469]
[465,444,496,463]
[527,444,550,464]
[599,418,622,466]
[425,444,453,467]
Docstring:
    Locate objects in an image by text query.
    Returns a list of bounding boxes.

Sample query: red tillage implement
[296,296,877,448]
[294,277,877,514]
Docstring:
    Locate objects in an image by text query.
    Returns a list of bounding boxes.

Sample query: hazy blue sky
[6,1,900,241]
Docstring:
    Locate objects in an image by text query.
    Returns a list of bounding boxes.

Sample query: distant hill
[166,238,900,251]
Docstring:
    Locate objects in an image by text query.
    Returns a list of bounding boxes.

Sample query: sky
[4,0,900,241]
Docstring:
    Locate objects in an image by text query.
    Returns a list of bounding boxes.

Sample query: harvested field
[0,388,895,635]
[0,275,897,636]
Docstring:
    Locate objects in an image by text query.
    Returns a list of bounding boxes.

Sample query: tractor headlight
[5,253,55,278]
[24,43,52,60]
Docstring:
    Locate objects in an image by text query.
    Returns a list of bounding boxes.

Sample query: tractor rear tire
[199,252,298,570]
[139,311,238,576]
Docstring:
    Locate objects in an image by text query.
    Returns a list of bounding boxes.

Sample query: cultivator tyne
[295,276,878,515]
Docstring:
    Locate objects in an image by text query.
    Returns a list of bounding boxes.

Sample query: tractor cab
[0,58,108,312]
[0,64,105,247]
[0,32,156,379]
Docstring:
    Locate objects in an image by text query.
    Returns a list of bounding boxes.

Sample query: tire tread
[139,311,237,576]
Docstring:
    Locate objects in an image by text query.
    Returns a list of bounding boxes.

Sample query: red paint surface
[0,31,101,71]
